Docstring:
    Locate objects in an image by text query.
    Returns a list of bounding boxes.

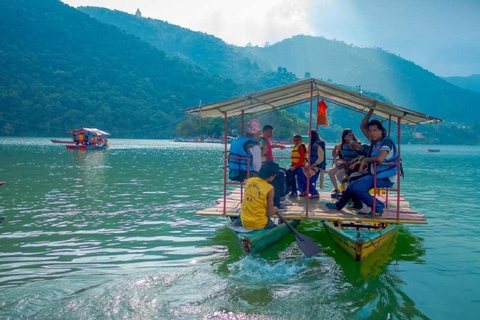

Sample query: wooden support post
[223,112,228,215]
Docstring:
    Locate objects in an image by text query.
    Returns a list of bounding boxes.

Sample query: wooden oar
[276,212,320,258]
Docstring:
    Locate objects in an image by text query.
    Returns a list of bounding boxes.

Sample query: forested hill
[0,0,239,138]
[444,74,480,94]
[241,35,480,125]
[78,6,298,92]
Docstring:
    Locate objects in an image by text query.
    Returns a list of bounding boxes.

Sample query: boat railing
[372,160,402,220]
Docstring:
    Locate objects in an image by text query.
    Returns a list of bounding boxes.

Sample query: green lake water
[0,137,479,319]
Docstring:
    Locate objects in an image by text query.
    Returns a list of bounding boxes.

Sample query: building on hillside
[135,8,142,17]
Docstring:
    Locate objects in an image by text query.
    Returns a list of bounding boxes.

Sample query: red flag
[316,99,328,126]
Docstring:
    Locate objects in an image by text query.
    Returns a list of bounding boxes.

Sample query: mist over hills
[241,35,480,125]
[444,74,480,94]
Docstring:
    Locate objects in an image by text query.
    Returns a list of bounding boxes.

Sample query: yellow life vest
[241,177,273,229]
[291,143,307,165]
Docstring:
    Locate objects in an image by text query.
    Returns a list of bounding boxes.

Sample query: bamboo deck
[196,188,427,225]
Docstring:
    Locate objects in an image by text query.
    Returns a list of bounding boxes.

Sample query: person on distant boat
[78,132,84,145]
[84,134,90,146]
[285,134,307,198]
[228,118,262,182]
[239,162,280,230]
[258,124,289,208]
[298,129,326,199]
[327,128,364,199]
[326,108,399,217]
[73,133,79,145]
[92,135,98,146]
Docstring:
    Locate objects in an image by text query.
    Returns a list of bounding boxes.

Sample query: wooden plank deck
[196,188,427,225]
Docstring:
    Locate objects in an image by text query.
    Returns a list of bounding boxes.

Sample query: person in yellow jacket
[240,162,280,229]
[286,134,307,198]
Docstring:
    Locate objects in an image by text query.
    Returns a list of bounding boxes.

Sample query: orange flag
[316,99,329,126]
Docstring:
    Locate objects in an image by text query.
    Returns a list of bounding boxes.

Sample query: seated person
[326,109,399,216]
[298,130,326,199]
[285,134,307,198]
[239,162,280,230]
[327,128,362,198]
[228,118,262,182]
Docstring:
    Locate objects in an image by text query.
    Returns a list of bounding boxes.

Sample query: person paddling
[239,162,280,230]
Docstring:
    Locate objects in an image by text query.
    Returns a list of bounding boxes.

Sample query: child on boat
[239,162,280,230]
[285,134,306,198]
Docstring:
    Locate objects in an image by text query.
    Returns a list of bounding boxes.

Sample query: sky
[61,0,480,77]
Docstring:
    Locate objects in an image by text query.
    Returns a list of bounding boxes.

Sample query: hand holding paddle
[276,212,320,258]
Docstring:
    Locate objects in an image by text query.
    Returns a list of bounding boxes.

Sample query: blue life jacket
[309,141,326,170]
[340,144,358,162]
[368,136,398,179]
[228,137,258,174]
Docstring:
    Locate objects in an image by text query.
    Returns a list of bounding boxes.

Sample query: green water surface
[0,138,479,319]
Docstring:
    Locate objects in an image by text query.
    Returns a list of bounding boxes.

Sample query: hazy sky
[61,0,480,77]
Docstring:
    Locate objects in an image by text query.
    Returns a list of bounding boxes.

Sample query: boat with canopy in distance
[64,128,110,150]
[184,78,442,260]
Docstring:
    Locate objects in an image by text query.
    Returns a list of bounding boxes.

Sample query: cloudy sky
[62,0,480,77]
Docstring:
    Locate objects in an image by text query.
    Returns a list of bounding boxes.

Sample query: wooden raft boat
[185,78,442,260]
[228,218,300,254]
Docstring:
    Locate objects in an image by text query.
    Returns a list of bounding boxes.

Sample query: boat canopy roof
[183,78,442,125]
[70,128,110,136]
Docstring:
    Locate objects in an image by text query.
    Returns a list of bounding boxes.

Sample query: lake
[0,138,479,319]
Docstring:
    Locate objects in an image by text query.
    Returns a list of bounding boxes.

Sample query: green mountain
[0,0,239,138]
[444,74,480,93]
[78,6,299,93]
[1,1,478,144]
[241,35,480,125]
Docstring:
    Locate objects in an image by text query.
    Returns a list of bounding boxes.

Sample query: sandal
[309,194,320,199]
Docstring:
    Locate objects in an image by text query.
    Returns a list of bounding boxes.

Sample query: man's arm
[266,189,279,217]
[360,108,375,139]
[249,145,262,172]
[359,140,393,172]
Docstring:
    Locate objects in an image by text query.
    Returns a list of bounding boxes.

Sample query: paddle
[276,211,320,258]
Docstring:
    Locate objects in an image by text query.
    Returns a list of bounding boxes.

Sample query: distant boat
[428,148,440,152]
[66,128,110,150]
[0,181,5,187]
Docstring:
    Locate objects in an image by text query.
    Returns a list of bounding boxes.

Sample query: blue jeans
[336,174,393,211]
[270,169,286,206]
[298,169,320,195]
[285,167,304,194]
